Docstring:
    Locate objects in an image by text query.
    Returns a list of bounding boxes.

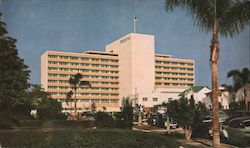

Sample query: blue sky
[0,0,249,87]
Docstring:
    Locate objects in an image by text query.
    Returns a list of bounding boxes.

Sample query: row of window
[48,55,118,63]
[51,92,118,96]
[48,80,67,83]
[155,72,194,76]
[58,99,119,103]
[48,80,119,85]
[142,97,158,102]
[48,61,119,68]
[155,66,193,71]
[48,67,119,74]
[155,60,193,66]
[155,77,193,81]
[48,86,118,91]
[48,74,119,79]
[142,97,174,102]
[155,83,193,86]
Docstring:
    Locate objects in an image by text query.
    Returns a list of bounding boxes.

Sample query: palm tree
[69,73,91,120]
[227,68,250,111]
[165,0,250,147]
[66,90,73,118]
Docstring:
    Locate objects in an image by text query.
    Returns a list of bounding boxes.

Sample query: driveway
[133,124,237,148]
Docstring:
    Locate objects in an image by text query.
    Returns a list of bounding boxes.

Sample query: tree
[165,1,250,147]
[0,13,30,121]
[66,90,73,118]
[166,96,208,140]
[115,97,133,129]
[69,73,91,120]
[26,84,66,120]
[227,68,250,111]
[37,97,66,120]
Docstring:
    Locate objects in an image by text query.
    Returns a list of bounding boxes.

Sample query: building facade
[179,86,211,103]
[204,86,230,109]
[41,33,195,113]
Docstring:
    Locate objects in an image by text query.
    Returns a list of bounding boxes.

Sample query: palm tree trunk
[210,17,220,147]
[244,88,248,111]
[74,89,77,120]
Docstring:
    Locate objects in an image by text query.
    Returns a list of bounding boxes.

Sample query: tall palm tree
[165,0,250,147]
[69,73,91,120]
[227,68,250,111]
[66,90,73,118]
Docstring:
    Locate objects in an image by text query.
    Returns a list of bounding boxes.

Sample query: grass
[0,128,180,148]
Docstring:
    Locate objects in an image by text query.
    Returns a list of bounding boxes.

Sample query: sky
[0,0,249,87]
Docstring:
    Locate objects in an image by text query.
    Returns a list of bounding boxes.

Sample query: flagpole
[133,16,136,33]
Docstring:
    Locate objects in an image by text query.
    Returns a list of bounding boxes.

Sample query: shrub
[115,98,133,129]
[0,129,180,147]
[95,112,114,128]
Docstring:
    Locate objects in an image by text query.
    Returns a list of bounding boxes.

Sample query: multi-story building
[41,33,195,113]
[41,50,120,113]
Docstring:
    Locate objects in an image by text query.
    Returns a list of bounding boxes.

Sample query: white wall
[106,33,155,107]
[40,51,48,91]
[106,34,133,105]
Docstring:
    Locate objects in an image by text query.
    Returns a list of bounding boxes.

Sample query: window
[143,97,147,102]
[153,98,158,102]
[229,120,244,129]
[244,120,250,127]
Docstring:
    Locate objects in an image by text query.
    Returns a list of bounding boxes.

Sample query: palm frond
[69,73,83,90]
[66,90,73,105]
[80,81,91,87]
[165,0,250,37]
[227,69,241,78]
[220,0,250,37]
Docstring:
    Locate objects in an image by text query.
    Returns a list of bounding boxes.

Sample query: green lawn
[0,128,180,148]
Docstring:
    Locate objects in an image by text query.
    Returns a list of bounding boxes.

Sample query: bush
[41,120,94,129]
[115,98,133,129]
[0,129,180,147]
[94,112,114,128]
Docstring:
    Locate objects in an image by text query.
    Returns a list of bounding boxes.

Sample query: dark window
[153,98,158,101]
[143,97,147,101]
[229,120,245,129]
[244,120,250,127]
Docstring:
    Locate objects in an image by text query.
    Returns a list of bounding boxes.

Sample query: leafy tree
[115,97,133,128]
[0,13,30,122]
[165,1,250,147]
[37,97,66,120]
[27,85,66,120]
[95,112,113,128]
[69,73,91,120]
[166,96,208,140]
[227,68,250,111]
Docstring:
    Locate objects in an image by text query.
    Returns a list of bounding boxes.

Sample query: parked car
[82,111,95,120]
[164,120,178,129]
[147,114,158,126]
[192,121,213,139]
[147,113,178,129]
[192,116,227,141]
[223,116,250,146]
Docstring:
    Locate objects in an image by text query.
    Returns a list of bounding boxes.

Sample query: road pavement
[133,124,238,148]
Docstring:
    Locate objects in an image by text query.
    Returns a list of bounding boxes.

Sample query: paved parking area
[133,124,238,148]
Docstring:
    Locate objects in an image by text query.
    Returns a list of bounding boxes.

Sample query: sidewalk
[133,124,238,148]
